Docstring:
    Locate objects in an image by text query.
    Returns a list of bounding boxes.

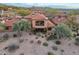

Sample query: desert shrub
[52,46,58,51]
[47,33,57,41]
[13,34,17,37]
[42,31,47,34]
[32,30,36,35]
[74,37,79,46]
[53,23,73,39]
[74,42,79,46]
[36,33,41,37]
[41,36,44,38]
[45,34,47,37]
[35,37,38,39]
[73,33,77,37]
[48,32,51,35]
[47,52,54,55]
[30,40,34,44]
[43,42,48,46]
[55,41,61,45]
[60,49,64,52]
[37,40,41,44]
[77,33,79,36]
[47,34,57,41]
[7,44,19,52]
[47,35,53,41]
[75,37,79,42]
[29,33,32,35]
[3,47,8,50]
[68,43,71,46]
[0,34,9,42]
[3,34,9,40]
[19,39,24,43]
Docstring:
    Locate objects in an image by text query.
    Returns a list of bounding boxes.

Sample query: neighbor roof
[52,16,67,25]
[5,19,17,26]
[15,15,22,19]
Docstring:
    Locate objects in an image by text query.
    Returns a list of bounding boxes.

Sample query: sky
[0,0,79,3]
[3,3,79,9]
[0,0,79,9]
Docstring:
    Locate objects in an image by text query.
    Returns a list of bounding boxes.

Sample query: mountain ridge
[1,3,79,9]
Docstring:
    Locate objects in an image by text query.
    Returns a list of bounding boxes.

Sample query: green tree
[69,10,79,16]
[0,22,6,31]
[15,9,31,16]
[66,16,79,32]
[13,20,31,31]
[45,8,58,15]
[53,23,73,39]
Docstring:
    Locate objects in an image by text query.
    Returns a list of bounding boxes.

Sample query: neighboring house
[0,15,22,32]
[51,11,68,25]
[25,12,55,31]
[52,16,67,25]
[15,15,22,19]
[3,17,20,32]
[0,8,16,17]
[4,19,16,31]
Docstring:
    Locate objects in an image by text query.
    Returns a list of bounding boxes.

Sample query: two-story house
[25,11,55,31]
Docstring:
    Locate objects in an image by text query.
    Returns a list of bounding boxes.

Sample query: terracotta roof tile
[46,20,55,28]
[5,19,17,26]
[15,16,22,19]
[52,16,67,25]
[25,13,48,20]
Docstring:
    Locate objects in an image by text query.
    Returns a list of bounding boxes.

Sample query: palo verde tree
[15,9,31,16]
[13,20,31,31]
[66,15,79,32]
[13,20,31,38]
[53,23,73,39]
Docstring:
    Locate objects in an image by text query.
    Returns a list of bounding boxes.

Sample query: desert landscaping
[0,31,78,55]
[0,3,79,55]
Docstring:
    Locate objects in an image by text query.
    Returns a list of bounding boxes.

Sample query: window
[48,28,52,30]
[36,21,44,26]
[6,26,9,30]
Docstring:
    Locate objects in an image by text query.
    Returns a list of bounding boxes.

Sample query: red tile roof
[46,20,55,28]
[15,16,22,19]
[25,12,55,28]
[52,16,67,25]
[5,19,17,26]
[25,13,48,20]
